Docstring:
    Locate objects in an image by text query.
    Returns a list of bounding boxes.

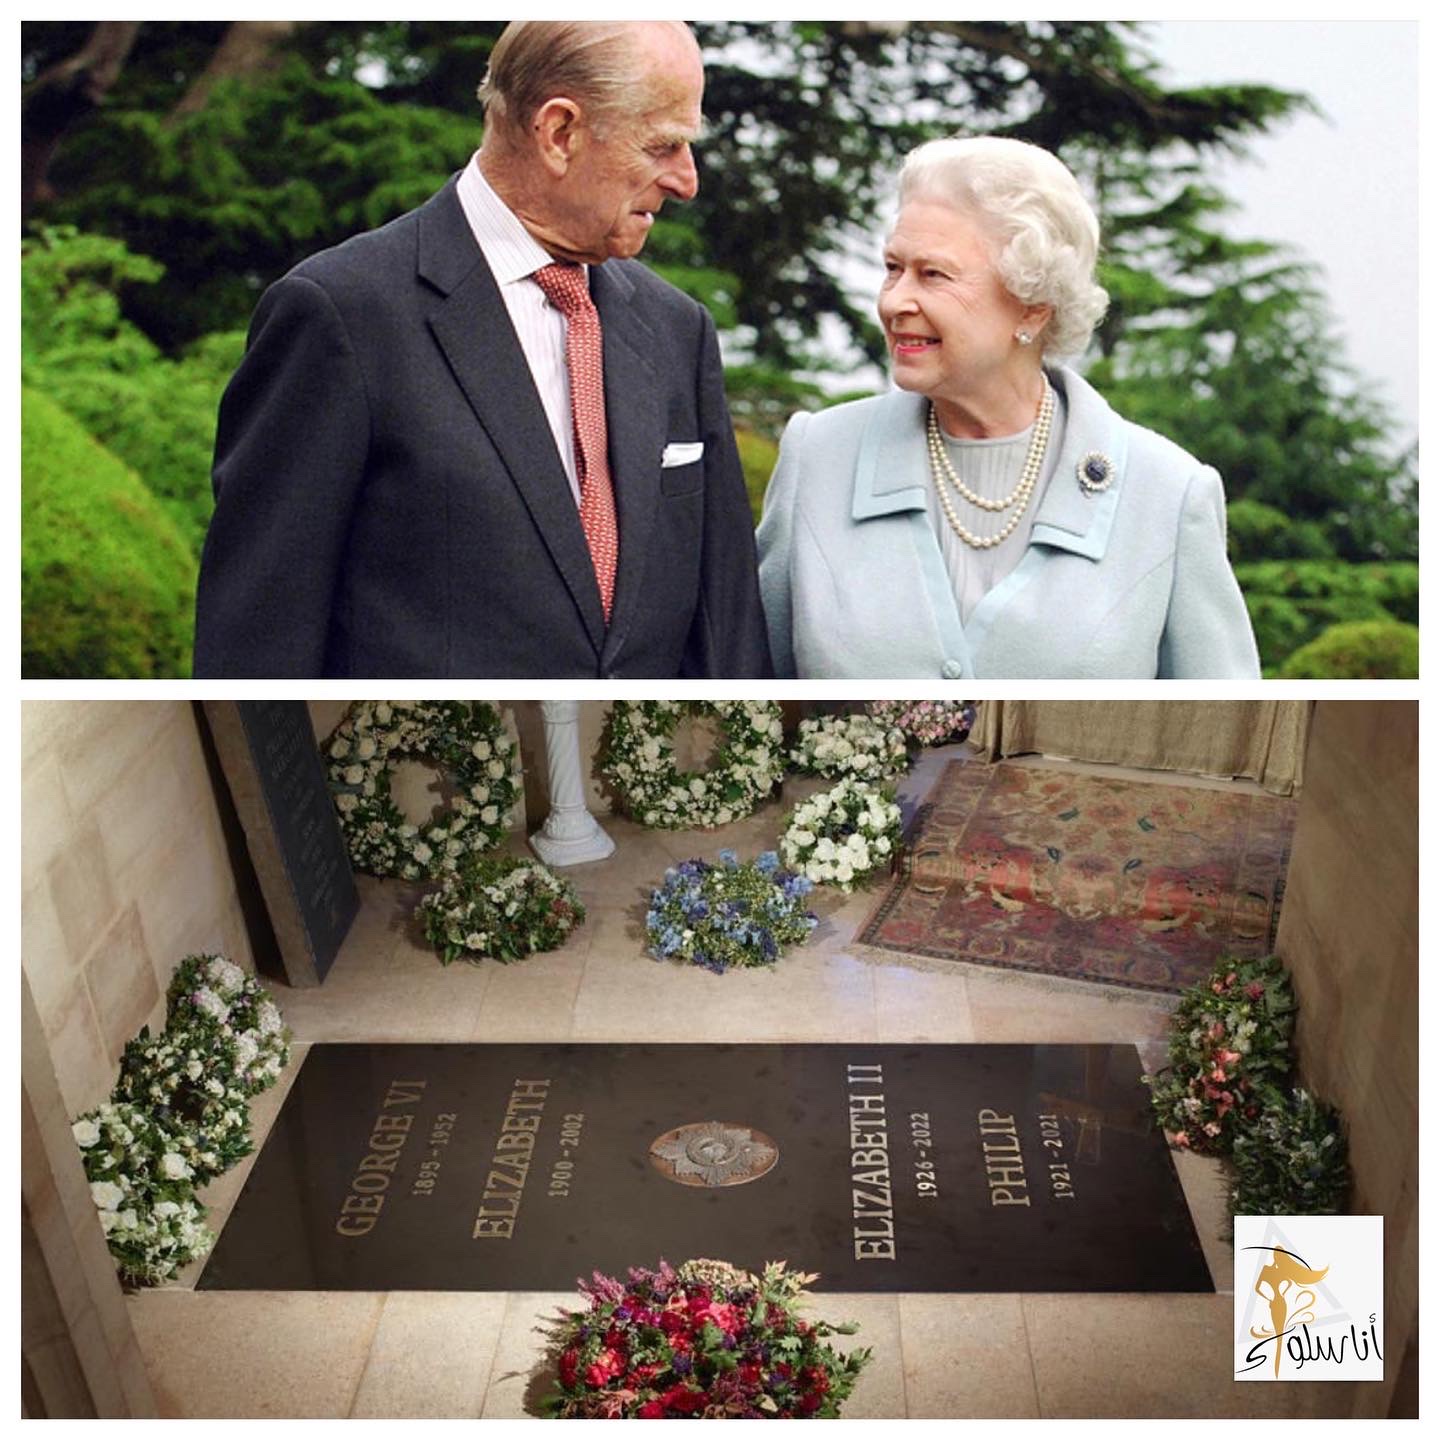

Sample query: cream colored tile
[804,1292,905,1419]
[870,961,976,1042]
[83,904,161,1061]
[43,974,112,1118]
[899,1294,1039,1417]
[46,824,117,969]
[1023,1293,1353,1418]
[480,1290,582,1419]
[471,937,591,1042]
[349,1291,507,1417]
[126,1290,384,1418]
[21,752,74,891]
[963,966,1175,1044]
[22,878,76,1025]
[55,703,188,818]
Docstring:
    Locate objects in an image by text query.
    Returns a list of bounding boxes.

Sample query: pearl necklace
[926,380,1055,550]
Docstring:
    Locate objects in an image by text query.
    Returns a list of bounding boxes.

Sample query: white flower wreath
[778,778,903,892]
[325,701,521,880]
[602,700,785,829]
[790,713,910,782]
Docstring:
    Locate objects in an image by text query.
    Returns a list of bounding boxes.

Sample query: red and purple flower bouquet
[541,1258,871,1419]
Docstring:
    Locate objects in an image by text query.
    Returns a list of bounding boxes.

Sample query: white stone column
[529,701,615,866]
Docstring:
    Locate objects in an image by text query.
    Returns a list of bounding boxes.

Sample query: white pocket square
[661,441,705,468]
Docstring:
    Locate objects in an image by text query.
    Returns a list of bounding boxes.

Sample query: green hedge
[22,388,196,677]
[1278,620,1419,679]
[1236,559,1419,674]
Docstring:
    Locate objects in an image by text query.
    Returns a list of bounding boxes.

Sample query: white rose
[343,764,365,786]
[875,836,892,855]
[689,778,706,798]
[336,793,358,813]
[413,842,434,865]
[357,736,377,760]
[815,838,836,861]
[71,1118,101,1148]
[329,739,349,759]
[153,1201,181,1219]
[470,784,490,803]
[486,760,505,780]
[90,1180,124,1212]
[481,805,499,825]
[471,739,492,761]
[374,704,393,724]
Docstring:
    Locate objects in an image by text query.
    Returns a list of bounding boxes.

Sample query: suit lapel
[590,262,664,662]
[418,182,606,653]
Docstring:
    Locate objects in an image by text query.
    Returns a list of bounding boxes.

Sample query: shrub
[21,387,196,677]
[1232,1088,1349,1217]
[734,426,779,526]
[1278,620,1419,679]
[1236,559,1418,673]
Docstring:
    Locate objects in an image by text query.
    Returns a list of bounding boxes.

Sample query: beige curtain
[972,700,1311,795]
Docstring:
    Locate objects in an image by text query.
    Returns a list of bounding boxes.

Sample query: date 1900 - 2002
[1038,1113,1075,1199]
[548,1113,586,1197]
[412,1112,458,1197]
[910,1112,940,1199]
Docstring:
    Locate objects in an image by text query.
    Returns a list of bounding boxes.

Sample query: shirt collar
[455,154,581,286]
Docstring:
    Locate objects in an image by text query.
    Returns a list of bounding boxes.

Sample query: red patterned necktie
[532,262,619,621]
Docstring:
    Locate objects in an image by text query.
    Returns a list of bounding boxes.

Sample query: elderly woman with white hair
[756,136,1260,679]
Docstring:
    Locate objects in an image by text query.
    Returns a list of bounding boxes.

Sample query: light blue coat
[756,365,1261,679]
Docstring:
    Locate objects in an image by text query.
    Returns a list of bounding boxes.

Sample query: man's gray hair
[478,21,693,140]
[898,136,1110,359]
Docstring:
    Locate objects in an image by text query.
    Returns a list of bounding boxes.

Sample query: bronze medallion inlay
[649,1121,779,1188]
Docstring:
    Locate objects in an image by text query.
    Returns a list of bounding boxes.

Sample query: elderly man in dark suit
[193,21,771,678]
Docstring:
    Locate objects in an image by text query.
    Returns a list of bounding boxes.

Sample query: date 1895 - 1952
[412,1112,458,1197]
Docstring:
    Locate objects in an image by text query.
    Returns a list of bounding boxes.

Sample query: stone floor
[126,746,1356,1419]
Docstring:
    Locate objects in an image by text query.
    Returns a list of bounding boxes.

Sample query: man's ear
[532,96,586,177]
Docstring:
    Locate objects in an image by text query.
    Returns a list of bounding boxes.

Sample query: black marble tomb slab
[198,1043,1213,1293]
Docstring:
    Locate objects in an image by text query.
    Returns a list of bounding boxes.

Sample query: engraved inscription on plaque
[649,1122,779,1188]
[199,1043,1214,1294]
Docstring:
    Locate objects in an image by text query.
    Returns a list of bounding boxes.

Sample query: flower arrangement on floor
[325,700,521,880]
[166,954,290,1096]
[778,779,902,892]
[1145,952,1349,1221]
[789,713,909,783]
[541,1258,871,1419]
[418,854,586,964]
[71,954,291,1286]
[1144,953,1296,1156]
[602,701,785,830]
[1231,1087,1349,1217]
[112,1028,254,1183]
[646,851,816,973]
[70,1102,216,1286]
[866,700,977,748]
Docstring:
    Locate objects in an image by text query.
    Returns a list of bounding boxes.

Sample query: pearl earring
[1015,330,1034,347]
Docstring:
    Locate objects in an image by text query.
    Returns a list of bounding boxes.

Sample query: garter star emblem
[1076,450,1116,495]
[649,1121,779,1188]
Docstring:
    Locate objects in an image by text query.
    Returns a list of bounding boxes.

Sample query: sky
[1141,20,1418,448]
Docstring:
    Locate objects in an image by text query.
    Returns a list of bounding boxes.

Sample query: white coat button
[942,659,964,679]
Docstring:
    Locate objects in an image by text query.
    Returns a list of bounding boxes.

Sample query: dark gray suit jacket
[193,177,772,678]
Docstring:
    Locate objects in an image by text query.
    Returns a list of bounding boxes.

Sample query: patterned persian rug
[859,761,1297,996]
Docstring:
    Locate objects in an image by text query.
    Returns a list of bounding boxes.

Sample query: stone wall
[22,699,255,1416]
[1274,700,1418,1418]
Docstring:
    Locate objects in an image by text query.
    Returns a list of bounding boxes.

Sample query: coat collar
[849,365,1129,562]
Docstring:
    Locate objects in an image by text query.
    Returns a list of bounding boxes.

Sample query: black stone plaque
[206,701,358,985]
[198,1044,1212,1294]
